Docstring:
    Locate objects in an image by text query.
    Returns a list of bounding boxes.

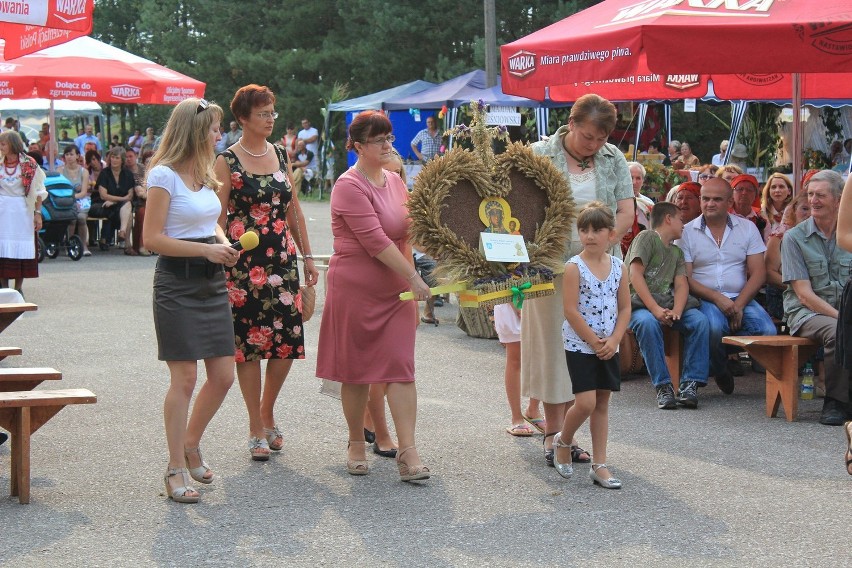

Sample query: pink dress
[316,169,417,384]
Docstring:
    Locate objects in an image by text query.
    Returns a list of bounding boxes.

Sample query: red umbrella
[501,0,852,186]
[544,52,851,103]
[0,34,205,168]
[0,35,206,104]
[0,0,93,59]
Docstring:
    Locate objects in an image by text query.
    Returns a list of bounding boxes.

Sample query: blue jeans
[698,298,776,376]
[629,308,710,388]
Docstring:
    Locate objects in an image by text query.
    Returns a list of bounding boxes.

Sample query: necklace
[238,137,269,158]
[4,160,19,176]
[562,140,593,171]
[355,163,386,187]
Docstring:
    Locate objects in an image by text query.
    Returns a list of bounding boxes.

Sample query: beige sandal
[396,446,430,482]
[164,467,199,503]
[347,441,369,476]
[184,447,213,484]
[264,426,284,451]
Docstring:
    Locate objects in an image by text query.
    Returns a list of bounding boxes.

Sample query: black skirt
[836,279,852,370]
[153,255,235,361]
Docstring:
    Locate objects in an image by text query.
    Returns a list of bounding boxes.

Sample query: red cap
[677,181,702,198]
[730,174,759,189]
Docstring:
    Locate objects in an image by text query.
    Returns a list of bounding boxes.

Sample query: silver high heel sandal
[552,433,574,479]
[589,463,622,489]
[184,447,213,484]
[164,467,199,503]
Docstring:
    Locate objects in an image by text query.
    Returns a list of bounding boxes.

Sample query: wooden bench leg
[10,407,31,503]
[664,328,681,392]
[740,344,801,422]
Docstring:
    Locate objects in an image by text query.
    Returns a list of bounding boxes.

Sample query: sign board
[486,105,521,126]
[683,99,696,113]
[479,232,529,263]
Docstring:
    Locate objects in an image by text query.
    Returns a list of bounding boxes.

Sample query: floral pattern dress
[221,144,305,362]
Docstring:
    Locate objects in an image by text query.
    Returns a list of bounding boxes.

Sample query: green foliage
[92,0,594,143]
[820,107,844,147]
[739,103,781,170]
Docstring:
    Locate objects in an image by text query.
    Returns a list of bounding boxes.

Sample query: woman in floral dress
[216,85,318,461]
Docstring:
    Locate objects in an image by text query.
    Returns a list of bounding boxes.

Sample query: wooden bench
[0,367,62,392]
[722,335,816,422]
[0,388,97,504]
[0,302,37,336]
[0,347,22,361]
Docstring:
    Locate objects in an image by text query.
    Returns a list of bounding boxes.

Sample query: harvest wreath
[405,100,574,309]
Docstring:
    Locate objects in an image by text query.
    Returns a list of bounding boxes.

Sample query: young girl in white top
[553,201,631,489]
[143,98,240,504]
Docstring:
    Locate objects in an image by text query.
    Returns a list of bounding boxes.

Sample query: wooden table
[0,302,37,335]
[722,335,816,421]
[0,367,62,392]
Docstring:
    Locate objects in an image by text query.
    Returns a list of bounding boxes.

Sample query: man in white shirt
[678,177,776,394]
[298,118,319,171]
[711,140,729,167]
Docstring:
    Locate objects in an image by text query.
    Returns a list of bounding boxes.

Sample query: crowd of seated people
[7,119,159,257]
[620,137,850,425]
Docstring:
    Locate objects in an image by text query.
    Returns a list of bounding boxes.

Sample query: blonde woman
[759,173,793,239]
[143,98,239,503]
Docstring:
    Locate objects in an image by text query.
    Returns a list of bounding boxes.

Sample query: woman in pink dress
[316,111,432,481]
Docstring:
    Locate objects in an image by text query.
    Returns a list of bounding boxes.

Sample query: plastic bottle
[801,363,815,400]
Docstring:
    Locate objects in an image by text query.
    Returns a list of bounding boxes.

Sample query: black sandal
[543,431,558,467]
[571,444,592,463]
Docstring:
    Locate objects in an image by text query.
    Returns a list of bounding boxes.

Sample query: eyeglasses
[698,174,712,180]
[196,99,209,114]
[256,111,279,120]
[364,135,395,146]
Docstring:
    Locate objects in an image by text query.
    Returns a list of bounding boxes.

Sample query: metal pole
[484,0,498,88]
[792,73,802,195]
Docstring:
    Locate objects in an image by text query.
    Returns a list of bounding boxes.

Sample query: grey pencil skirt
[153,254,235,361]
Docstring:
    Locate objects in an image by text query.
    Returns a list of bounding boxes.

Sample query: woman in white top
[143,98,240,504]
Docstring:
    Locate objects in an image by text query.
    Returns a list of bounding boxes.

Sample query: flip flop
[420,316,439,326]
[506,423,535,437]
[522,414,547,434]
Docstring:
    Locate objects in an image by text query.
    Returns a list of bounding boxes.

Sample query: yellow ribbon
[399,282,468,301]
[457,282,555,308]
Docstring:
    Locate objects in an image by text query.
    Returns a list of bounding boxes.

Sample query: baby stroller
[37,173,84,262]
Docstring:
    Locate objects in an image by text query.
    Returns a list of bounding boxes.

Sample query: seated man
[730,174,767,237]
[678,177,776,394]
[291,139,314,195]
[781,170,851,425]
[627,202,710,409]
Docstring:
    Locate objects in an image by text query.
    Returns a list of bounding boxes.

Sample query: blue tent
[383,70,540,110]
[328,80,435,112]
[383,70,548,146]
[328,80,439,167]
